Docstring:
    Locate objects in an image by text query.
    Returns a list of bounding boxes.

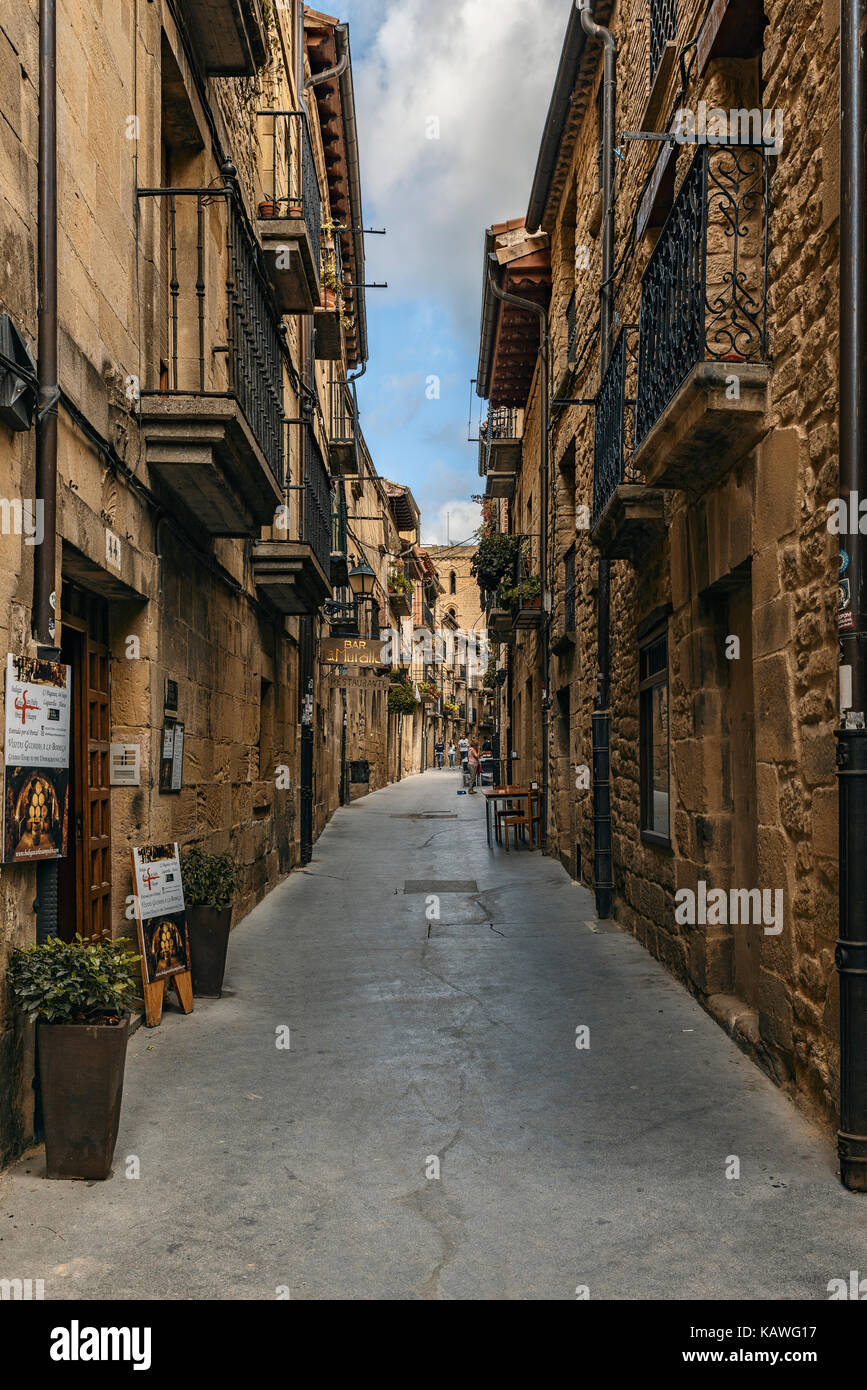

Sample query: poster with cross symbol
[3,653,71,863]
[131,842,193,1026]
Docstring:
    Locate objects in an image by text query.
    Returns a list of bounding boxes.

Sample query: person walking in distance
[435,736,445,770]
[448,741,456,769]
[466,741,481,794]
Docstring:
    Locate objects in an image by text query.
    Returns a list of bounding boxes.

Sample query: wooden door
[58,585,112,940]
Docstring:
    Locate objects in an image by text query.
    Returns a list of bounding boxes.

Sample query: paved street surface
[1,770,865,1300]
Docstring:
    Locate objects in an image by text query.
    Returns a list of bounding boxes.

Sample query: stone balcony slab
[140,394,283,537]
[633,361,771,494]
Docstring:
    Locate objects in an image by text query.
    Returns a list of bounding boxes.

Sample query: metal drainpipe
[836,0,867,1192]
[580,0,616,919]
[487,261,550,850]
[35,0,58,651]
[34,0,60,948]
[304,50,348,91]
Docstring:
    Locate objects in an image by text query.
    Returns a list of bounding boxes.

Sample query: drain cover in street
[404,880,478,894]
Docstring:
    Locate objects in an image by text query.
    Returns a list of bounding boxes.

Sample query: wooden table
[483,786,540,849]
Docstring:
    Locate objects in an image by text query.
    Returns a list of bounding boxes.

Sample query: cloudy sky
[335,0,568,545]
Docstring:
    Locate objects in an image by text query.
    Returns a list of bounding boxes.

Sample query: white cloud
[421,498,482,547]
[346,0,567,333]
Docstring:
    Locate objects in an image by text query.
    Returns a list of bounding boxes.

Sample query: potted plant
[388,679,418,716]
[500,574,542,615]
[180,846,239,998]
[471,532,522,594]
[8,935,139,1180]
[258,198,280,219]
[387,567,413,596]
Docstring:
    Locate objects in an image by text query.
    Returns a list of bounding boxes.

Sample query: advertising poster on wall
[2,654,71,863]
[131,843,191,984]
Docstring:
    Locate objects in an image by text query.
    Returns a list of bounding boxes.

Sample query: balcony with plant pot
[177,0,267,76]
[252,425,333,615]
[473,526,522,642]
[256,111,322,313]
[137,181,285,536]
[591,324,665,561]
[388,567,414,619]
[632,143,772,495]
[315,226,346,360]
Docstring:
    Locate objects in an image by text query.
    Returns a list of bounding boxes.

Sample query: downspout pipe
[836,0,867,1192]
[487,260,550,851]
[303,49,348,91]
[579,0,616,920]
[35,0,59,652]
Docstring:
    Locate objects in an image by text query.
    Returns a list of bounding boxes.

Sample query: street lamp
[348,555,377,601]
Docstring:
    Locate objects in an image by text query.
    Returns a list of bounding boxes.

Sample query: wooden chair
[503,791,542,851]
[494,792,522,844]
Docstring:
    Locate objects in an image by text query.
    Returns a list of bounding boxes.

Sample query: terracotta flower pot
[37,1014,130,1180]
[258,200,279,219]
[187,904,233,998]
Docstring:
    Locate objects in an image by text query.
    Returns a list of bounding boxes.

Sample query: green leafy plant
[8,936,140,1025]
[499,574,541,614]
[482,657,499,691]
[180,846,239,909]
[443,699,459,716]
[388,680,418,715]
[471,533,521,594]
[417,680,440,702]
[388,568,413,596]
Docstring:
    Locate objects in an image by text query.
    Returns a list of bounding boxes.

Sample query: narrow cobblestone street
[1,770,863,1301]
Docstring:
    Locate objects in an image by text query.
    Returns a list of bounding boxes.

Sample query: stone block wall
[497,0,843,1129]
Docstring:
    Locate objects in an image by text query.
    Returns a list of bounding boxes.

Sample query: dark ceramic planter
[37,1014,129,1181]
[188,904,233,998]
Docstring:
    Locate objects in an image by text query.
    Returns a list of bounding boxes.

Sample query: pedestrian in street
[466,742,481,794]
[448,741,456,769]
[435,737,445,769]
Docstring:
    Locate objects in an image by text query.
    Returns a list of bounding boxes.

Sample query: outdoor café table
[483,786,534,849]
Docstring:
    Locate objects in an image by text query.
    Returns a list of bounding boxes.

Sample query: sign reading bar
[3,654,71,863]
[321,637,386,667]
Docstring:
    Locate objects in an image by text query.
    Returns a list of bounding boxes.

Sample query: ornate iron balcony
[593,327,640,527]
[478,406,523,493]
[136,184,285,533]
[649,0,677,84]
[635,143,770,451]
[305,426,333,579]
[256,111,323,313]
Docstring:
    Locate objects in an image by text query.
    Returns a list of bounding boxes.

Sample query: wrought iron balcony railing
[649,0,677,84]
[478,406,523,479]
[257,111,322,259]
[330,378,355,447]
[321,225,343,303]
[137,185,284,489]
[331,495,348,558]
[634,143,770,449]
[593,326,640,527]
[304,425,333,578]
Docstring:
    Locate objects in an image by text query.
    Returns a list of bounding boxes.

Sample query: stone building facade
[0,0,410,1165]
[426,544,488,747]
[474,0,843,1129]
